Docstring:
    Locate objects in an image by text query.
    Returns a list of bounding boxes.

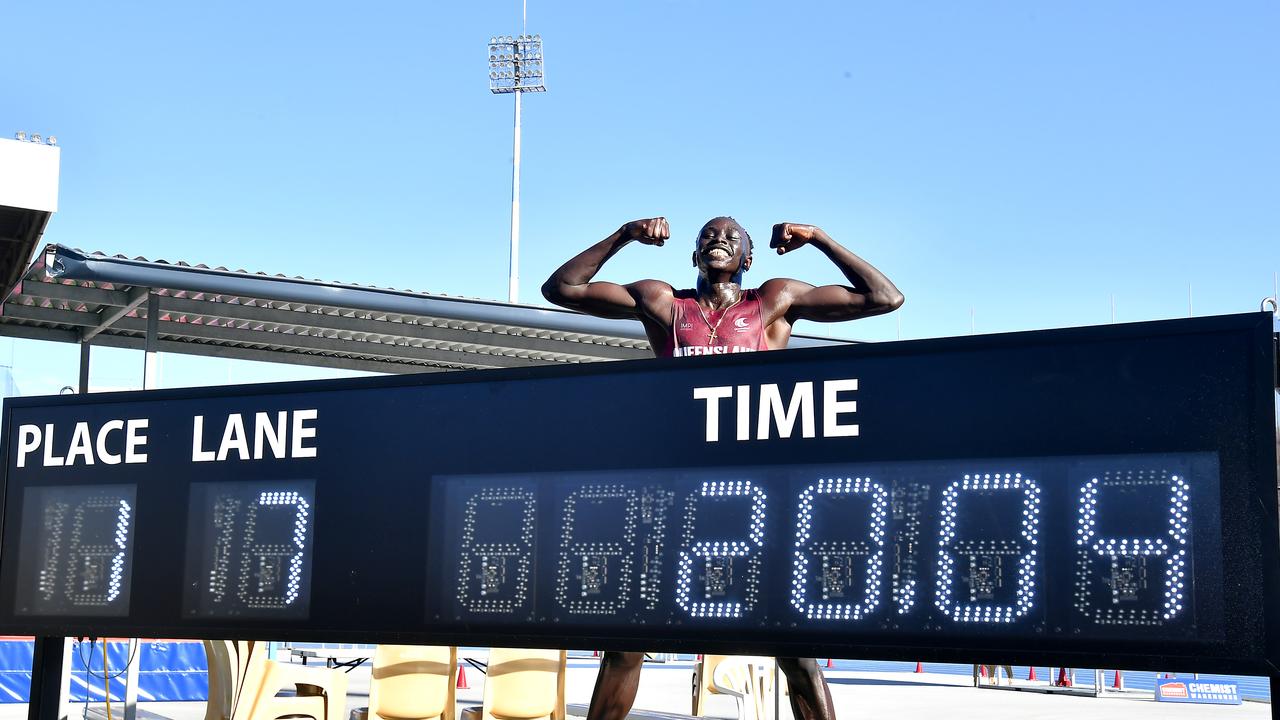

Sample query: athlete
[542,216,903,720]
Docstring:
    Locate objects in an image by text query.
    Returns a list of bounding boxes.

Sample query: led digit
[183,481,315,618]
[236,490,311,609]
[676,479,766,619]
[934,473,1040,624]
[1074,470,1190,625]
[65,495,132,605]
[555,484,638,615]
[455,486,536,614]
[790,477,887,620]
[890,479,929,615]
[17,485,137,616]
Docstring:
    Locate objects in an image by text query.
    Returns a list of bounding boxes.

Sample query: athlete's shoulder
[625,278,676,293]
[621,281,678,325]
[756,278,813,302]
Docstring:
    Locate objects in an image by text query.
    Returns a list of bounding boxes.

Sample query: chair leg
[325,672,349,720]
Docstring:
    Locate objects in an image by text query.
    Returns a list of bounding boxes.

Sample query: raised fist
[622,217,670,246]
[770,223,825,255]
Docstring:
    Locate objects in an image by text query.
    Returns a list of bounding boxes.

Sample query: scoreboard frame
[0,312,1277,677]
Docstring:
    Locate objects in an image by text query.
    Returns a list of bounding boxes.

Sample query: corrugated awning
[0,207,52,302]
[0,245,850,374]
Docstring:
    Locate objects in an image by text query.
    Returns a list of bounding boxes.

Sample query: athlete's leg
[586,651,645,720]
[777,657,835,720]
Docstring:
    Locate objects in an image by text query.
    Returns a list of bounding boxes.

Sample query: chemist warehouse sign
[1155,677,1242,705]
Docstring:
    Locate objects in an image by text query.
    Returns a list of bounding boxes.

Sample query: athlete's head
[692,216,753,285]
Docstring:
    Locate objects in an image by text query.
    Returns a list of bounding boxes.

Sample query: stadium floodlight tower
[488,32,545,303]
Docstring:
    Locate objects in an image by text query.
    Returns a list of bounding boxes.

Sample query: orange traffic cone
[1055,667,1071,687]
[1027,666,1037,681]
[592,650,599,658]
[914,662,923,673]
[1112,671,1123,689]
[825,658,834,669]
[456,666,469,689]
[979,665,988,678]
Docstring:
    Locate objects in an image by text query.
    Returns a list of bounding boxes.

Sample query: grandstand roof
[0,245,850,374]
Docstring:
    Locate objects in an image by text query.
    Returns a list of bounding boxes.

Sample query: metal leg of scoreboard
[28,637,70,720]
[123,639,140,720]
[1271,674,1280,720]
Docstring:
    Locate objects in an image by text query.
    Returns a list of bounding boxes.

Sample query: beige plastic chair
[203,640,348,720]
[368,645,457,720]
[691,655,772,720]
[460,648,567,720]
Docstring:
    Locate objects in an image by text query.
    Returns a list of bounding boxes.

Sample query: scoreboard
[0,313,1276,674]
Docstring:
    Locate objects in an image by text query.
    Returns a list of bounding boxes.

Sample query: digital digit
[890,479,929,615]
[64,495,133,606]
[455,486,536,615]
[791,477,887,620]
[934,473,1040,623]
[235,490,312,610]
[16,484,136,616]
[555,484,638,615]
[676,479,766,619]
[1074,470,1189,625]
[183,481,315,618]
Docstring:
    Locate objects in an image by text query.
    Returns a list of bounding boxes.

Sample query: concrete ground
[4,658,1268,720]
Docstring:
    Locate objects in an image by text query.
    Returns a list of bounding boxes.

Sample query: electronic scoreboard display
[0,313,1276,675]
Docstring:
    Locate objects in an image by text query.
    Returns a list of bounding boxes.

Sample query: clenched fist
[770,223,827,255]
[621,217,670,247]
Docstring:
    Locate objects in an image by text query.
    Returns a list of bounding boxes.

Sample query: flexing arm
[763,223,904,323]
[541,218,673,319]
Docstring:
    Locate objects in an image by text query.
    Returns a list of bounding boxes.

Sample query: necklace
[694,296,744,344]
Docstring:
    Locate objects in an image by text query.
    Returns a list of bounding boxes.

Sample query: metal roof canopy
[0,138,60,302]
[0,245,851,378]
[0,207,51,302]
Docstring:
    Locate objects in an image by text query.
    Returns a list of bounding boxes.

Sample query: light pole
[488,33,545,303]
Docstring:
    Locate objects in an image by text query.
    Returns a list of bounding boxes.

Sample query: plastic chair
[368,645,457,720]
[203,640,348,720]
[460,648,567,720]
[691,655,771,720]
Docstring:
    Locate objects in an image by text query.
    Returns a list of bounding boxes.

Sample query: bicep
[550,280,672,321]
[552,280,641,318]
[768,279,876,323]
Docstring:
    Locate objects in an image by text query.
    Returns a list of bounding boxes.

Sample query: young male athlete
[542,216,903,720]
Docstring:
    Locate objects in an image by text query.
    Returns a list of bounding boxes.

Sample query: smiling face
[692,217,753,284]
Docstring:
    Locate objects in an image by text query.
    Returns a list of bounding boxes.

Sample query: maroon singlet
[658,289,770,358]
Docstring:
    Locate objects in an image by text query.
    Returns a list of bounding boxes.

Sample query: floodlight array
[488,34,546,94]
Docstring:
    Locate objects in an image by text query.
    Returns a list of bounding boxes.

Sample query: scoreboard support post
[124,642,140,720]
[27,637,67,720]
[1271,675,1280,720]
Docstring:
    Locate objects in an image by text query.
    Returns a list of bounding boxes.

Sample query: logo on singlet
[733,317,751,332]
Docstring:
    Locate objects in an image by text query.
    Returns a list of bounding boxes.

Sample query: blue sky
[3,1,1278,394]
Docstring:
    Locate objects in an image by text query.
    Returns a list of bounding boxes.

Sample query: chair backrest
[482,648,566,720]
[203,640,276,720]
[693,655,771,720]
[693,655,733,716]
[203,640,238,720]
[233,641,270,714]
[369,645,456,720]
